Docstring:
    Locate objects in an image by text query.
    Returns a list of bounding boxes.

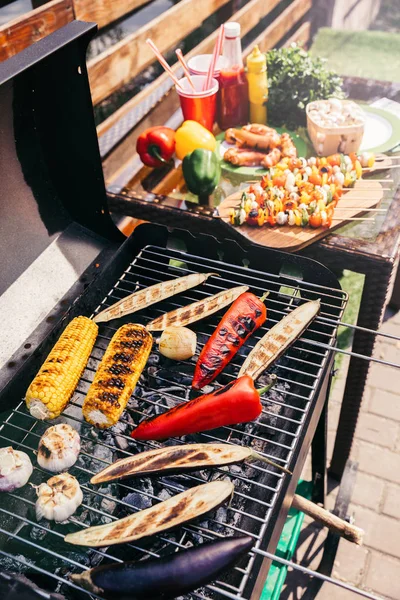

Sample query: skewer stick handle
[331,217,375,221]
[334,208,385,212]
[292,494,364,545]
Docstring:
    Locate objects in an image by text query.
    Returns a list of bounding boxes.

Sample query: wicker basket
[306,100,365,156]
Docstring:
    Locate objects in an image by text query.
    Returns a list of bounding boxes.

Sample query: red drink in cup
[176,75,219,131]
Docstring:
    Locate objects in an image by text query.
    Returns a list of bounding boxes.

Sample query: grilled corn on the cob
[25,317,98,420]
[83,324,153,429]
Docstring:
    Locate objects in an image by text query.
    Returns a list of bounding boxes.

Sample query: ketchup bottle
[217,22,249,130]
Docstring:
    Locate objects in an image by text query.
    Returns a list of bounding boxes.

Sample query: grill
[0,223,347,600]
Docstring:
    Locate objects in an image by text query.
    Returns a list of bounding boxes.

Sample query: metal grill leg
[311,394,328,505]
[329,262,393,479]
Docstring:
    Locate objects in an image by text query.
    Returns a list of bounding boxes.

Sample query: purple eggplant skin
[72,535,253,600]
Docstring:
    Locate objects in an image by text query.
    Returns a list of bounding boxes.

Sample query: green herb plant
[266,44,344,130]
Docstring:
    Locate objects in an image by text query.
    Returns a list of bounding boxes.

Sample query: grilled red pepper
[192,292,267,390]
[131,375,272,441]
[136,127,176,168]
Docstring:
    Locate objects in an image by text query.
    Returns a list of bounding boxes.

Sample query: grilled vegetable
[146,285,249,331]
[239,299,321,380]
[71,535,253,599]
[158,326,197,360]
[91,441,288,484]
[83,324,153,429]
[65,480,233,547]
[36,473,83,522]
[37,424,80,473]
[25,316,98,420]
[131,375,274,442]
[192,292,267,389]
[0,447,33,492]
[93,272,218,324]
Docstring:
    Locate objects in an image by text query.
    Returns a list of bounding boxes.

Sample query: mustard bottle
[246,45,268,124]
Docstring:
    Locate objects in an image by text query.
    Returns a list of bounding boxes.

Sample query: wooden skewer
[334,208,385,212]
[331,217,375,221]
[343,187,391,192]
[292,495,364,545]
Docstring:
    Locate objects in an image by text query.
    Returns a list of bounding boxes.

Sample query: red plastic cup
[176,75,219,131]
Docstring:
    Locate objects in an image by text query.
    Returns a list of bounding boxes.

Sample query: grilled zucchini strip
[146,285,249,331]
[93,272,219,324]
[65,480,233,547]
[25,316,98,420]
[238,299,321,380]
[83,324,152,429]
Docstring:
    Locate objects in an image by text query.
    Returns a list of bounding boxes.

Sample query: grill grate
[0,241,347,600]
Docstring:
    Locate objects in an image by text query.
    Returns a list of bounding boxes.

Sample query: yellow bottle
[246,45,268,124]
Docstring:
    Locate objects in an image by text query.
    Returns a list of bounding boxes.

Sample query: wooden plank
[244,0,312,56]
[283,20,311,48]
[97,0,283,135]
[88,0,231,105]
[217,180,383,252]
[73,0,151,31]
[0,0,74,61]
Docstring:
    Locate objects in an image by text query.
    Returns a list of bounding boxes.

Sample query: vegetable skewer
[192,291,267,389]
[65,480,233,547]
[91,442,287,484]
[146,285,249,331]
[82,324,153,429]
[239,300,320,380]
[71,536,253,600]
[93,272,219,324]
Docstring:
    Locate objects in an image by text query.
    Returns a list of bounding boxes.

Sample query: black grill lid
[0,22,123,392]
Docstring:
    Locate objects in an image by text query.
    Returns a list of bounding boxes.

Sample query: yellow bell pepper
[294,210,302,226]
[175,120,216,160]
[355,159,362,179]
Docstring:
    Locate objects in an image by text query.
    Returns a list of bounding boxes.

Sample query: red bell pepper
[136,127,176,168]
[192,292,267,389]
[131,375,273,441]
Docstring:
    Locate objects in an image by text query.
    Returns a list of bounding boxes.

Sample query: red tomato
[272,176,286,187]
[327,154,341,167]
[309,172,322,186]
[309,213,322,228]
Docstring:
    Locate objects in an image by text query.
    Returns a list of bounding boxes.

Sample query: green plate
[359,104,400,154]
[216,126,308,177]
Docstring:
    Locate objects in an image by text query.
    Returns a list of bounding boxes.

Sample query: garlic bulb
[36,472,83,522]
[158,327,197,361]
[0,447,33,492]
[37,423,80,473]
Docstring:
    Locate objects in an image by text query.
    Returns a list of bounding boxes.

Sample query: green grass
[333,270,365,379]
[310,28,400,83]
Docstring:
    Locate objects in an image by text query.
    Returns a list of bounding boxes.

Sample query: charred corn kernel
[83,324,152,429]
[26,317,98,420]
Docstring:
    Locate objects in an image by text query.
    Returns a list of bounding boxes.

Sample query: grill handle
[292,494,364,545]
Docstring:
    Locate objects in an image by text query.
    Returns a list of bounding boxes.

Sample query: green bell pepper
[182,149,221,200]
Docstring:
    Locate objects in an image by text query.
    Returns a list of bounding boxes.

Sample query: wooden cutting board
[217,179,383,252]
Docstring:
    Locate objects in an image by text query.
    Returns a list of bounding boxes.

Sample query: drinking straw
[204,24,224,91]
[175,49,196,91]
[146,39,183,90]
